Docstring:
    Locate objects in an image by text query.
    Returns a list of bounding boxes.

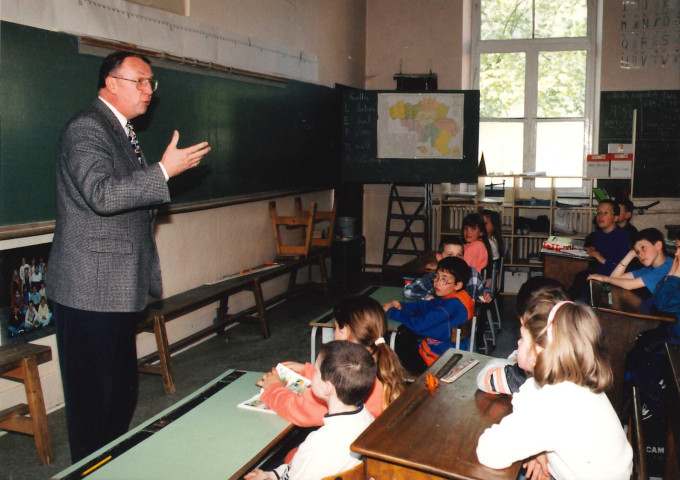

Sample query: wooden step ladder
[382,184,433,267]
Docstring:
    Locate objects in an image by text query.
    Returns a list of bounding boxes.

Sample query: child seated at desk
[585,200,631,276]
[245,341,376,480]
[476,293,633,480]
[476,276,567,395]
[462,213,492,274]
[403,237,492,303]
[385,256,474,375]
[587,227,672,292]
[482,209,504,262]
[258,296,404,427]
[624,235,680,457]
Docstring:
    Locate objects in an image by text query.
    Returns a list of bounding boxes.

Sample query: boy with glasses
[384,257,474,374]
[585,199,631,275]
[403,237,492,303]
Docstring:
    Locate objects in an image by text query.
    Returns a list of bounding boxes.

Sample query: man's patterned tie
[126,121,143,165]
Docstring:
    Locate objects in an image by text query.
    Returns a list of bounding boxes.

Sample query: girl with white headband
[477,292,632,480]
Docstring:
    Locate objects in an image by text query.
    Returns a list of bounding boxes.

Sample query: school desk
[589,280,675,419]
[308,285,407,362]
[52,370,292,480]
[351,349,521,480]
[542,248,595,291]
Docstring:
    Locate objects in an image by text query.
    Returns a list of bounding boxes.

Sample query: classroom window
[474,0,597,183]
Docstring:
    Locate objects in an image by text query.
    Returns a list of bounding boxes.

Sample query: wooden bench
[0,342,53,466]
[138,250,330,394]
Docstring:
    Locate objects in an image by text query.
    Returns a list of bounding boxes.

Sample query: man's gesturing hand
[160,130,211,178]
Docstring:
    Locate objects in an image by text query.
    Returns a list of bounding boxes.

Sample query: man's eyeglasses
[433,275,454,285]
[110,76,158,92]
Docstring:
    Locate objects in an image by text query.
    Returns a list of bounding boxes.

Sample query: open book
[237,363,311,414]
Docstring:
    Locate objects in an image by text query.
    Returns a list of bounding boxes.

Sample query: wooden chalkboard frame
[599,90,680,198]
[341,90,479,183]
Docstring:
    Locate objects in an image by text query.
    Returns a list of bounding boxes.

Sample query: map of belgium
[388,97,460,156]
[378,93,464,159]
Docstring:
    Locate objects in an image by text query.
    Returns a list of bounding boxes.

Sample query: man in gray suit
[50,51,210,461]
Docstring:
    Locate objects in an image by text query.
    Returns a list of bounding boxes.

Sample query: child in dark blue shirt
[586,200,631,275]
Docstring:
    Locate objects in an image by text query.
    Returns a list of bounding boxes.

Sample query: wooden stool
[0,343,53,465]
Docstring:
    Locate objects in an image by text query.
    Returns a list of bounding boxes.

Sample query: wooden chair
[294,197,336,248]
[320,462,364,480]
[269,200,317,259]
[629,385,648,480]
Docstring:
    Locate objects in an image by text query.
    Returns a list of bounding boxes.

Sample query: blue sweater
[386,292,472,354]
[653,275,680,341]
[590,226,631,275]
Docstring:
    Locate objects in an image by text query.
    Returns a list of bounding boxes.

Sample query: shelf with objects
[438,175,630,293]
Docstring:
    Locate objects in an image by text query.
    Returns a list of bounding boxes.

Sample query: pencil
[81,455,112,476]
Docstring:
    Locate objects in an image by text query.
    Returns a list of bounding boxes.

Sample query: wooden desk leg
[251,279,271,339]
[153,316,175,395]
[288,266,299,292]
[317,253,330,301]
[22,356,53,466]
[216,297,229,335]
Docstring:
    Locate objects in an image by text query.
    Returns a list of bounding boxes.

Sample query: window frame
[471,0,600,182]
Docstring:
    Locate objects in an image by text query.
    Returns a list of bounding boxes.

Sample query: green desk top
[308,285,408,330]
[53,370,291,480]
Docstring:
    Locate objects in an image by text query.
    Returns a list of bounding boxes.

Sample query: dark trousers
[53,302,139,462]
[394,325,428,375]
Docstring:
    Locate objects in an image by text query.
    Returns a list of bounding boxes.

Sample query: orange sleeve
[259,362,328,427]
[364,379,384,418]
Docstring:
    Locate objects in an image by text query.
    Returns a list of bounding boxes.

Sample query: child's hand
[256,367,283,390]
[424,295,435,301]
[523,453,550,480]
[382,300,401,311]
[424,262,437,271]
[586,247,604,263]
[587,273,605,282]
[244,468,275,480]
[281,361,305,373]
[670,251,680,277]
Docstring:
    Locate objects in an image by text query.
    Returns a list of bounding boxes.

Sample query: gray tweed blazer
[49,98,171,312]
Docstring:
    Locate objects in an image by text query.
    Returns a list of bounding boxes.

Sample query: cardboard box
[610,153,633,178]
[586,154,610,178]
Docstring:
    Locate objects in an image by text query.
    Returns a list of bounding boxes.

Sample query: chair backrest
[320,461,364,480]
[451,314,477,352]
[294,197,337,248]
[269,200,317,259]
[490,257,504,295]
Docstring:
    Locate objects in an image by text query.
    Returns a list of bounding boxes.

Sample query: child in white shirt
[476,293,633,480]
[245,341,375,480]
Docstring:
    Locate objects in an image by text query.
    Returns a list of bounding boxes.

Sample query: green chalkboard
[342,90,479,183]
[0,21,341,227]
[599,90,680,198]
